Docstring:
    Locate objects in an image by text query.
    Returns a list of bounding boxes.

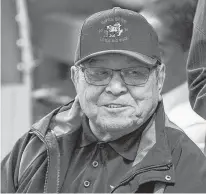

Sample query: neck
[88,116,154,142]
[89,120,115,142]
[89,120,140,142]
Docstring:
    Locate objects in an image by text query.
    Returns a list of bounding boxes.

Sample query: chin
[97,116,136,132]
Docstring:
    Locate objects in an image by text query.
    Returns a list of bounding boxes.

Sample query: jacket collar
[31,100,75,136]
[133,101,173,168]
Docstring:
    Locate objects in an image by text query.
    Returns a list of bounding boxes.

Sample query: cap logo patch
[106,22,123,37]
[99,17,128,43]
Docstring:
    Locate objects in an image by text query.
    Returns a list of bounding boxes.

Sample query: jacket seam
[31,130,50,193]
[41,135,50,193]
[51,130,61,192]
[14,133,33,188]
[31,129,61,192]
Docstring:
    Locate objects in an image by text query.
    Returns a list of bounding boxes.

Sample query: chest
[59,142,173,193]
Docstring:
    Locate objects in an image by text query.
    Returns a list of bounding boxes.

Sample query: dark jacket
[187,0,206,120]
[1,101,206,193]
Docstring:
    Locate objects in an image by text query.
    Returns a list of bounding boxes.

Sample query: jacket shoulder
[164,118,204,157]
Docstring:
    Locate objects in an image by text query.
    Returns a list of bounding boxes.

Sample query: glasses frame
[75,60,161,86]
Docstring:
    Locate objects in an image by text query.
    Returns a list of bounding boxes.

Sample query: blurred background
[1,0,206,159]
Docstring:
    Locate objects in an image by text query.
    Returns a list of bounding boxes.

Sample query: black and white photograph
[1,0,206,193]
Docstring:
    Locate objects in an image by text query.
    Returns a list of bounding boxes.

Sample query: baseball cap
[74,7,161,66]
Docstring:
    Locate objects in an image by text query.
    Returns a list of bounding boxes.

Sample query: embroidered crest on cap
[99,17,128,43]
[105,22,123,37]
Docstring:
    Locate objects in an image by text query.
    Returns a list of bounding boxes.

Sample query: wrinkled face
[71,54,165,136]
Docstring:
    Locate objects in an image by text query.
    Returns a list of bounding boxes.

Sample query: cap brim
[75,50,158,66]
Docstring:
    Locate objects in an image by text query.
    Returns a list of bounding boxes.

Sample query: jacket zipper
[30,130,51,193]
[111,163,172,193]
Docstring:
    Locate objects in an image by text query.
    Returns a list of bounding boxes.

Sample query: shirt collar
[109,116,153,161]
[78,115,153,161]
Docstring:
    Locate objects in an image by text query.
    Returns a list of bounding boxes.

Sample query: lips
[104,104,127,108]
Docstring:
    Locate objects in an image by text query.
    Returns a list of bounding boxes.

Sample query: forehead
[83,53,148,69]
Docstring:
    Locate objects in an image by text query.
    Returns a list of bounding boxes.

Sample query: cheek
[75,77,103,115]
[129,77,159,115]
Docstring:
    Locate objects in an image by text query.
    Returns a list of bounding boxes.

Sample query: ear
[71,66,79,91]
[157,63,166,101]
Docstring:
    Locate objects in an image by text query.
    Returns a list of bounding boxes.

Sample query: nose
[105,72,128,96]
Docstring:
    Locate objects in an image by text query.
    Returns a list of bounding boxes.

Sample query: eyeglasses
[76,61,160,86]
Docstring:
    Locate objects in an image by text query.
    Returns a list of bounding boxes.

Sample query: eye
[127,69,143,76]
[86,68,111,81]
[123,67,149,79]
[96,69,110,76]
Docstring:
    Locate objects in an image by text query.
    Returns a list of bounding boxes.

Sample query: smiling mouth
[104,104,128,108]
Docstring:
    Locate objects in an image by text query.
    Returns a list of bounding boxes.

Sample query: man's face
[71,54,164,136]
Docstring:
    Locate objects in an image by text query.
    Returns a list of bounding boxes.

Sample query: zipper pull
[167,163,173,169]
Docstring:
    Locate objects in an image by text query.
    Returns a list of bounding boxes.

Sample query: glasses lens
[122,67,150,85]
[85,67,112,85]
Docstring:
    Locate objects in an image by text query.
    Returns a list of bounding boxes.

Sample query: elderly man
[1,7,206,193]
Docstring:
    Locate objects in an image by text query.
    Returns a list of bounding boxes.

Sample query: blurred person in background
[187,0,206,120]
[141,0,197,93]
[1,7,206,193]
[186,0,206,153]
[141,0,206,154]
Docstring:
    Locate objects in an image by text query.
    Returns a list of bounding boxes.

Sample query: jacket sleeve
[186,0,206,119]
[1,133,33,193]
[1,132,47,193]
